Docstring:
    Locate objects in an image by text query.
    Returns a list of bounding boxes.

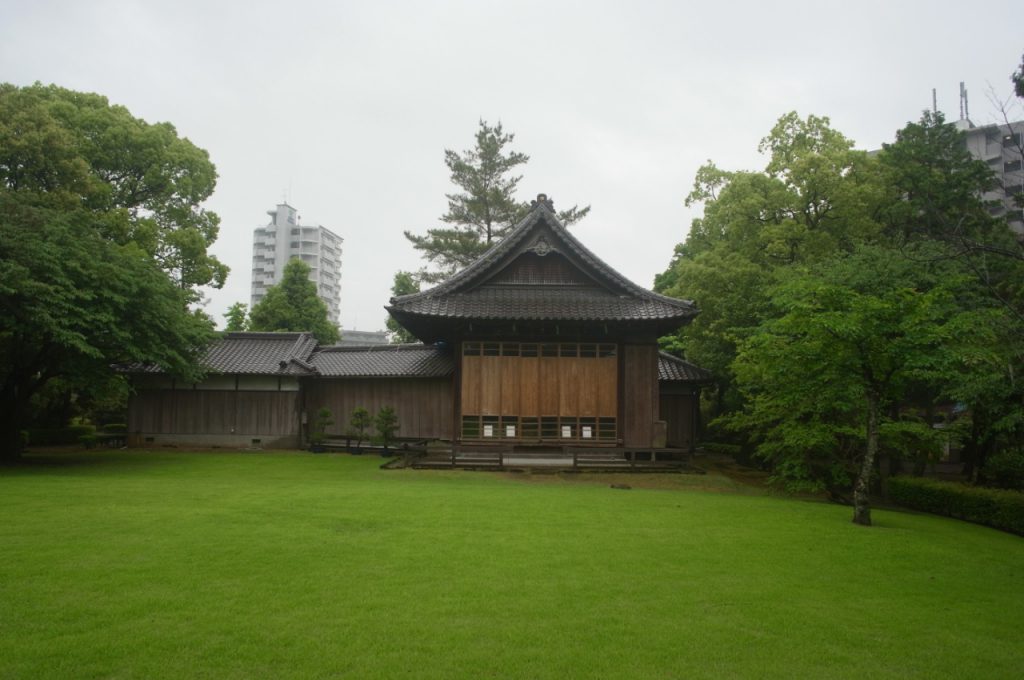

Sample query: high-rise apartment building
[956,118,1024,235]
[250,203,343,325]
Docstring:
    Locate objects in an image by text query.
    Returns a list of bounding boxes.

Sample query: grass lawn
[2,451,1022,679]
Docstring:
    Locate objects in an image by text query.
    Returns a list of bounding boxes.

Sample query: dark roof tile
[311,344,454,378]
[658,352,713,383]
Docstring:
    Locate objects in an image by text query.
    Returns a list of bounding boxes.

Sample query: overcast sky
[3,1,1022,332]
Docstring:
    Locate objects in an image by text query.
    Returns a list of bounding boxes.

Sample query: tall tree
[404,119,589,284]
[223,302,249,332]
[249,259,339,344]
[0,83,223,460]
[729,246,995,525]
[385,271,419,343]
[0,83,228,300]
[879,111,1024,477]
[655,112,884,418]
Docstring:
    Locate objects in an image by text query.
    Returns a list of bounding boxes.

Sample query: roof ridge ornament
[530,193,554,211]
[530,236,554,257]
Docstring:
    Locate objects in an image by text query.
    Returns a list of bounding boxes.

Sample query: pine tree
[403,120,589,285]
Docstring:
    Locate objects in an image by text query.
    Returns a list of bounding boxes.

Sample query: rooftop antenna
[959,81,967,120]
[932,88,937,114]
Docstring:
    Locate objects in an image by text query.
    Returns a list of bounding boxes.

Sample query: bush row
[888,476,1024,536]
[25,425,96,446]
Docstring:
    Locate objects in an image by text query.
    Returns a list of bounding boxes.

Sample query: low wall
[127,432,300,450]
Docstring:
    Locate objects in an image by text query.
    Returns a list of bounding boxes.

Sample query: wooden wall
[660,393,698,450]
[128,390,299,435]
[621,344,659,448]
[460,354,616,418]
[304,378,453,440]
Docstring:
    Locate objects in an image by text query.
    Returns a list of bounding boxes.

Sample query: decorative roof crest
[530,193,555,210]
[530,236,554,257]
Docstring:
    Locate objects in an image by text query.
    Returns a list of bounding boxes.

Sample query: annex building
[127,196,710,456]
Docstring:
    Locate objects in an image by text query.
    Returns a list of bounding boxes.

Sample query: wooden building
[125,195,711,452]
[387,194,706,450]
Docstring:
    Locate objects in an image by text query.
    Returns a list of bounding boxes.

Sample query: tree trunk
[852,393,879,526]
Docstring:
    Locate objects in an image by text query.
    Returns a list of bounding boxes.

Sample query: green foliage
[248,259,339,344]
[346,406,372,449]
[0,83,228,297]
[374,406,399,452]
[0,83,222,459]
[403,119,589,285]
[385,271,419,343]
[658,110,1024,512]
[25,424,96,447]
[980,449,1024,491]
[223,302,249,332]
[728,246,989,522]
[888,476,1024,536]
[656,112,886,416]
[309,407,333,446]
[1013,52,1024,99]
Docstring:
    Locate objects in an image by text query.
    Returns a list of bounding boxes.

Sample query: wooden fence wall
[304,378,453,440]
[128,390,299,435]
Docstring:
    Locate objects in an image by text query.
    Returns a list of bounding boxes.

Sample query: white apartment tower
[250,203,343,324]
[957,119,1024,235]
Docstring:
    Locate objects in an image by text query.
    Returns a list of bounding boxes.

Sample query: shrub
[980,449,1024,491]
[26,424,96,446]
[374,406,399,454]
[347,407,372,451]
[888,476,1024,536]
[101,423,128,434]
[78,434,98,449]
[309,408,333,449]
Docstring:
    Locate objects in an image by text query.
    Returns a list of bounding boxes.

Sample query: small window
[1003,133,1022,148]
[560,344,578,358]
[291,228,300,235]
[541,343,558,357]
[1005,159,1023,173]
[561,424,574,439]
[521,417,539,439]
[505,424,517,438]
[502,343,520,357]
[290,241,300,249]
[463,342,481,356]
[581,425,593,439]
[462,416,480,438]
[482,343,500,356]
[521,343,538,357]
[599,344,617,357]
[579,343,597,358]
[540,417,559,438]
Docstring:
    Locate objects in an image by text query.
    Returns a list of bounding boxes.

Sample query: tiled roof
[658,352,713,383]
[310,344,454,378]
[387,200,697,326]
[392,286,690,321]
[121,332,319,375]
[204,332,319,375]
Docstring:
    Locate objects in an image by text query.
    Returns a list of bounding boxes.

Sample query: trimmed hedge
[26,424,96,446]
[888,476,1024,536]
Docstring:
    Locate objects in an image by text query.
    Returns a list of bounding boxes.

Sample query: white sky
[3,1,1022,332]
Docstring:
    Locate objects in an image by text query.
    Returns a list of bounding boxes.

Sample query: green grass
[1,451,1022,679]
